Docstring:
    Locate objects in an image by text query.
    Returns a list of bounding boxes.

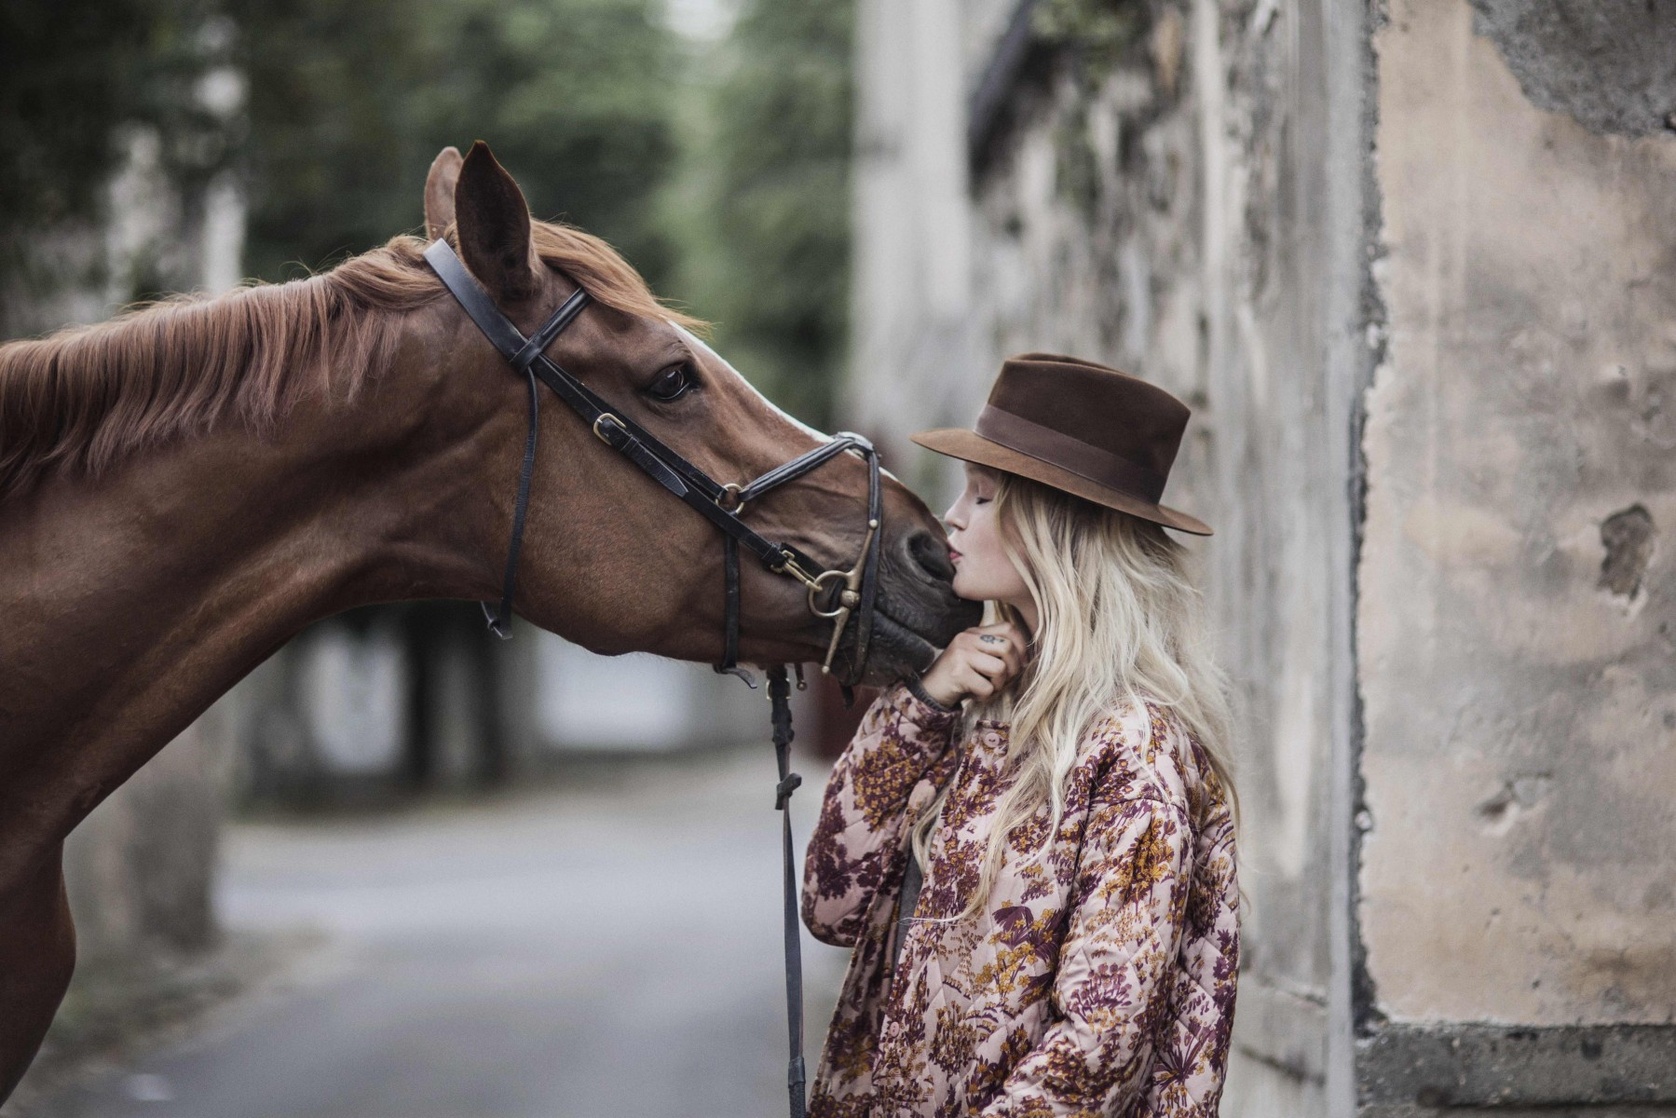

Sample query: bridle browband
[425,237,887,1117]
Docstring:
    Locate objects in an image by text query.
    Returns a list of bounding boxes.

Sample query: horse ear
[454,141,541,301]
[423,146,463,241]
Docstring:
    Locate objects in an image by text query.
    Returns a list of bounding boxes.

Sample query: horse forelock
[0,221,700,504]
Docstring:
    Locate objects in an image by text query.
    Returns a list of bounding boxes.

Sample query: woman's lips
[949,549,962,564]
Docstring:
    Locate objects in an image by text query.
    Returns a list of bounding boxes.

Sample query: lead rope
[767,666,808,1118]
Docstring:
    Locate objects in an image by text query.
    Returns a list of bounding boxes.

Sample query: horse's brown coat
[0,143,973,1100]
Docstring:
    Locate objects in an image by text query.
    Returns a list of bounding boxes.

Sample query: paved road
[45,748,848,1118]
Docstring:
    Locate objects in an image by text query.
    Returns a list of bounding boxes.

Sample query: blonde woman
[802,354,1238,1117]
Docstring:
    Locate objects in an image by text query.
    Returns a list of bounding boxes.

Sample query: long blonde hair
[910,469,1235,912]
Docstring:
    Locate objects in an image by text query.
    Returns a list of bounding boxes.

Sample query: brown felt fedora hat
[910,353,1211,536]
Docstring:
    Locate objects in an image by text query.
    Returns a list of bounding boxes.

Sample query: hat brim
[910,428,1213,536]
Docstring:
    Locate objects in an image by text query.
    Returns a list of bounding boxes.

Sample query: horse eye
[648,363,695,401]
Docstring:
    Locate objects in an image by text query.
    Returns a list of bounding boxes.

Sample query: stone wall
[848,0,1674,1112]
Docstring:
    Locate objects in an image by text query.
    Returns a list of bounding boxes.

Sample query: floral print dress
[801,681,1238,1117]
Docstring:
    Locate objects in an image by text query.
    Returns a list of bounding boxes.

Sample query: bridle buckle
[592,413,624,444]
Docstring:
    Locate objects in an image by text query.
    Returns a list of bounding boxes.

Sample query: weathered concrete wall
[849,1,1374,1111]
[1467,0,1676,140]
[848,0,978,489]
[1363,0,1676,1031]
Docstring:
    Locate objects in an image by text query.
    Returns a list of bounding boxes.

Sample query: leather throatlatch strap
[716,533,751,685]
[482,366,542,638]
[423,239,589,637]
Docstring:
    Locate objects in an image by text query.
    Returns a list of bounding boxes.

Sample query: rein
[425,238,887,1117]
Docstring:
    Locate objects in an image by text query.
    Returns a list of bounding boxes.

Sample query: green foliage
[230,0,681,285]
[1053,101,1102,222]
[0,0,232,286]
[668,0,855,430]
[0,0,856,429]
[1033,0,1148,73]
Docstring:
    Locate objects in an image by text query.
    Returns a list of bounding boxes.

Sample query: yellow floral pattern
[802,683,1239,1117]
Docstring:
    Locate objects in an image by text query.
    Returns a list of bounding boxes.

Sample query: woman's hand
[917,622,1027,707]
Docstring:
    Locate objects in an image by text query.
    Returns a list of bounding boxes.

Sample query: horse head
[415,142,978,682]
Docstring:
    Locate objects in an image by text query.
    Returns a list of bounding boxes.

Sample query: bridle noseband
[425,238,888,1117]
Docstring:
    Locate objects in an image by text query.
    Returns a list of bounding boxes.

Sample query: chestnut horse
[0,142,974,1100]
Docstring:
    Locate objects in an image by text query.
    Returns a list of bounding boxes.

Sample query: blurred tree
[0,0,233,304]
[0,2,152,241]
[214,0,688,798]
[229,0,680,287]
[667,0,855,430]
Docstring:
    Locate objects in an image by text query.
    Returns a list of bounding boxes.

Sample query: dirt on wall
[1469,0,1676,137]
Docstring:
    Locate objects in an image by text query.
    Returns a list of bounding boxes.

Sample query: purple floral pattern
[802,683,1239,1117]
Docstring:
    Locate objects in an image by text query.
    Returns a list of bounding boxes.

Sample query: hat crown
[985,353,1188,484]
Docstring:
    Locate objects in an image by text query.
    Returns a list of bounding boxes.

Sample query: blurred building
[236,605,789,804]
[848,0,1675,1114]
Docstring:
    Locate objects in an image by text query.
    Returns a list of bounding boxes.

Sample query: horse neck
[0,317,498,859]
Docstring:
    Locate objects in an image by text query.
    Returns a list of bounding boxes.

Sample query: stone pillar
[1356,0,1676,1109]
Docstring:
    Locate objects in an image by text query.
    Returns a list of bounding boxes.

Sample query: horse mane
[0,221,703,503]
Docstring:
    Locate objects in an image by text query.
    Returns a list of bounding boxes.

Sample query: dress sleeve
[979,792,1194,1116]
[801,680,961,947]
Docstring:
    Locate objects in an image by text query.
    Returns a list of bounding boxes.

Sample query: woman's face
[943,463,1035,624]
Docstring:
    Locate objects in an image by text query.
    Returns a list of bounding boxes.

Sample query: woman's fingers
[975,623,1026,649]
[959,665,999,698]
[918,622,1028,706]
[969,626,1025,674]
[961,656,1016,702]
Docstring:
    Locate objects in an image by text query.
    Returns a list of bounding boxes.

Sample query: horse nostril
[905,529,955,582]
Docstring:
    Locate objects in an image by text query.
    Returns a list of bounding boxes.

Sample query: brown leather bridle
[426,237,888,1116]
